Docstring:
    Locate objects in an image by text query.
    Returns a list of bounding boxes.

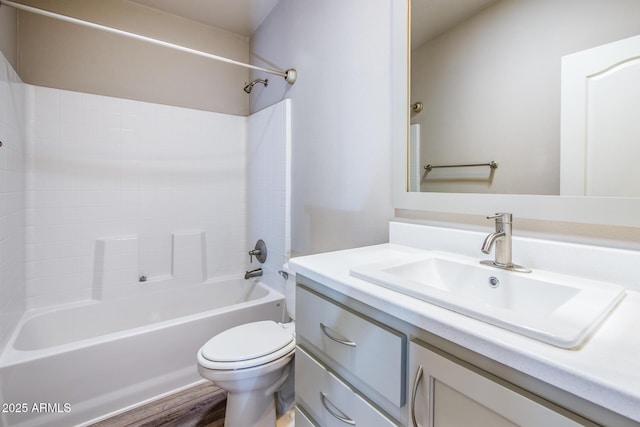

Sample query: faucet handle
[248,249,261,263]
[248,239,267,263]
[486,212,512,223]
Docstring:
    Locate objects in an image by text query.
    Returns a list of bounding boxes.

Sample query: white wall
[24,86,248,308]
[250,0,395,256]
[0,51,26,353]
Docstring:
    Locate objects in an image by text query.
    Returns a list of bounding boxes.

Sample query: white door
[561,34,640,196]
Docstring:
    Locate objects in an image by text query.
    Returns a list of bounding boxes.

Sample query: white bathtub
[0,278,285,427]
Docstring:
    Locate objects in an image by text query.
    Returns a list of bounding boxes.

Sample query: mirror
[391,0,640,227]
[409,0,640,196]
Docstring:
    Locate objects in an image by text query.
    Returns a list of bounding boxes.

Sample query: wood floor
[89,382,227,427]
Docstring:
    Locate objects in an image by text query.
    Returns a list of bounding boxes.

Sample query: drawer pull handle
[320,392,356,425]
[411,364,424,427]
[320,323,357,347]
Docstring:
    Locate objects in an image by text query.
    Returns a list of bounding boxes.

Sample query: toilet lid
[201,320,294,363]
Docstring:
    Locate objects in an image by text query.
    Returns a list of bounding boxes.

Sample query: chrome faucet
[244,268,263,279]
[480,213,531,273]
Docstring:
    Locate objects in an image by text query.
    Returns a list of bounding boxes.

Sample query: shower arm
[0,0,297,85]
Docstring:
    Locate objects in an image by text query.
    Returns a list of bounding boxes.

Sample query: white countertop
[290,240,640,423]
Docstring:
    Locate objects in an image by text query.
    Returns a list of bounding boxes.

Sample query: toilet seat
[199,320,295,370]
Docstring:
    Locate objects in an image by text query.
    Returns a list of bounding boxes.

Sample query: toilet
[197,268,296,427]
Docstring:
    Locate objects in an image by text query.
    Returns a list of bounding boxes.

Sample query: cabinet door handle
[411,364,424,427]
[320,322,357,347]
[320,392,356,425]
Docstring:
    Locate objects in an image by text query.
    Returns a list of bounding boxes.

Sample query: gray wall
[0,2,17,68]
[16,0,249,115]
[250,0,395,256]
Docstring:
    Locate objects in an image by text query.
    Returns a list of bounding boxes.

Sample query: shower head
[243,78,268,94]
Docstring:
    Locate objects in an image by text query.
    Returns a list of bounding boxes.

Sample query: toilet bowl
[197,266,296,427]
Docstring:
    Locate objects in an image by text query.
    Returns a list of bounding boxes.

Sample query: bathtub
[0,278,285,427]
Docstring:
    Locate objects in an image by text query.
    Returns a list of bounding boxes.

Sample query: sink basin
[350,251,625,348]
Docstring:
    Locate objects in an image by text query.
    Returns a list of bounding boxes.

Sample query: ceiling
[129,0,280,37]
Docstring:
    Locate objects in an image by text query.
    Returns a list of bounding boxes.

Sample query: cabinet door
[408,341,587,427]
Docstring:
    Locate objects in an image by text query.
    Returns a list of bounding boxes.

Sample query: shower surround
[0,48,294,425]
[24,84,248,307]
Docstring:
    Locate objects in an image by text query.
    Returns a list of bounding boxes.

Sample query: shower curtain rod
[0,0,297,84]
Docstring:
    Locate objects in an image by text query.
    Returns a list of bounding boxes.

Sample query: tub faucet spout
[244,268,263,279]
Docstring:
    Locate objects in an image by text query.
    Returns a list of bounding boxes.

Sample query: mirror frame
[392,0,640,228]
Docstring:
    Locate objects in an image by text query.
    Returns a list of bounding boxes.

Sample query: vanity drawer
[296,286,406,407]
[296,346,398,427]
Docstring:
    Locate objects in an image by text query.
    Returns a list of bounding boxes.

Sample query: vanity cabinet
[295,274,616,427]
[408,340,592,427]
